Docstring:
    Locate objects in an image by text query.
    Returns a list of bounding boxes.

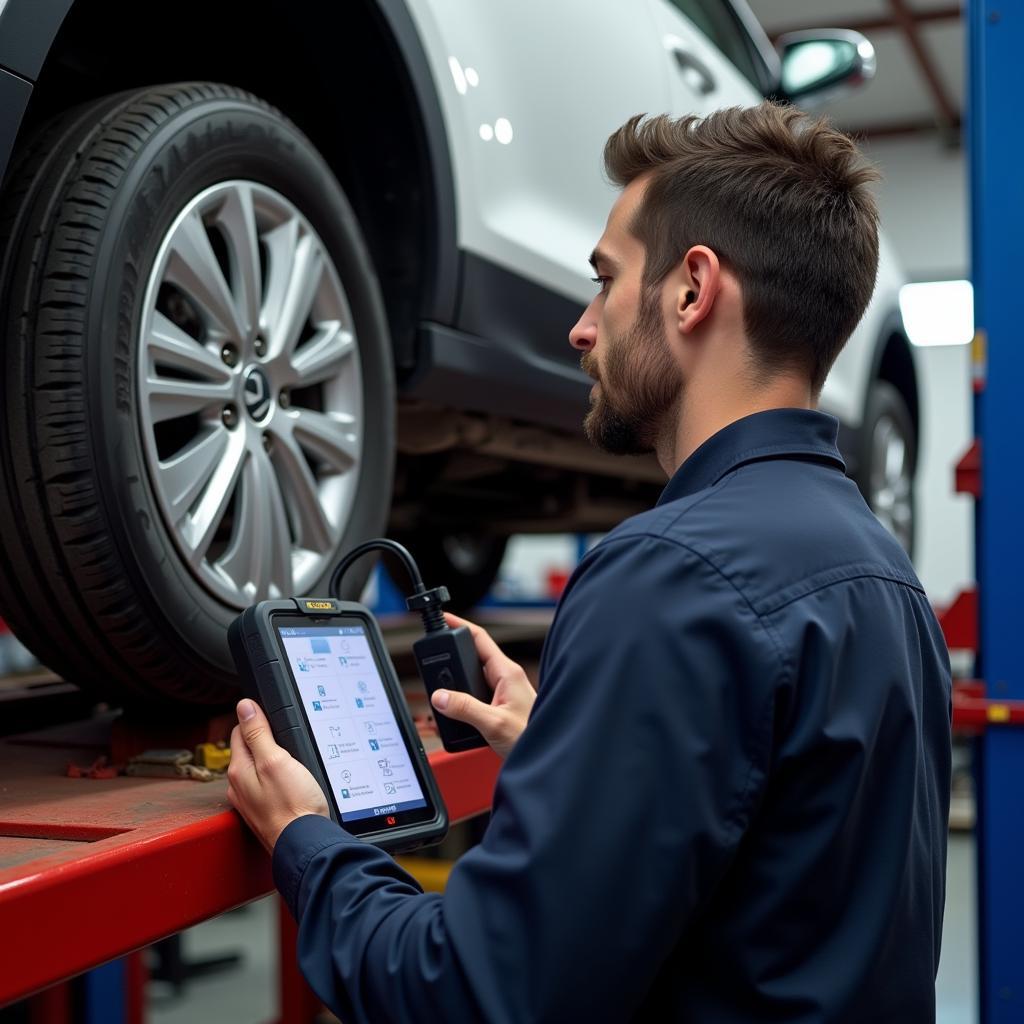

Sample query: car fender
[0,0,460,326]
[0,0,75,80]
[0,0,74,190]
[370,0,460,325]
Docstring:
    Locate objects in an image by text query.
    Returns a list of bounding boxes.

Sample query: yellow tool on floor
[195,741,232,772]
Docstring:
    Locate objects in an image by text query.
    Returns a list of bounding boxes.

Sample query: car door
[404,0,675,308]
[645,0,900,431]
[645,0,765,115]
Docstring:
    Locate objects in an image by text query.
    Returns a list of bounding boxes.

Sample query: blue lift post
[968,2,1024,1020]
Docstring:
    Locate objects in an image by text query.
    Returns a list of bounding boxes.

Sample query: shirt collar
[656,408,846,506]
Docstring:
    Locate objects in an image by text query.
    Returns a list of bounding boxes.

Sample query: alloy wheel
[868,412,913,552]
[138,181,363,607]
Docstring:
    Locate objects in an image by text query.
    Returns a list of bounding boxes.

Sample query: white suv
[0,0,917,703]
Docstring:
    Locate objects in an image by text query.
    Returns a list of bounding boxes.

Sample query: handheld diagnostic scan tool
[229,597,449,850]
[228,540,491,851]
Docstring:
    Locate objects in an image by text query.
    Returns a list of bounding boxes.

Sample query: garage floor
[937,833,978,1024]
[147,833,978,1023]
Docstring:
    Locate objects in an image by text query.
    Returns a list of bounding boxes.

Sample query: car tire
[395,533,509,613]
[0,83,394,705]
[856,381,916,557]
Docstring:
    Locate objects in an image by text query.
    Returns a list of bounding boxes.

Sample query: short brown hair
[604,103,880,392]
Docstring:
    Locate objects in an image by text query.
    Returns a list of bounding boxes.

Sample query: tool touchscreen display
[276,622,431,828]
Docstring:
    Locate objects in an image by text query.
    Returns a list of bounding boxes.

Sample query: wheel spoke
[271,425,336,553]
[263,231,323,359]
[262,452,296,596]
[290,408,359,472]
[288,323,355,387]
[891,474,911,501]
[212,185,262,344]
[159,427,231,521]
[148,311,233,381]
[146,375,235,423]
[259,217,298,338]
[217,449,293,598]
[181,431,247,563]
[164,210,246,342]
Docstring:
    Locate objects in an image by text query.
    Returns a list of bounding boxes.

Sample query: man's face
[569,179,681,456]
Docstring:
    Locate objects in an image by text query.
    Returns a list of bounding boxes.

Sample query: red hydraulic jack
[941,588,1024,733]
[941,443,1024,736]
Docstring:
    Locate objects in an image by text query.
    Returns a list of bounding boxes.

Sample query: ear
[675,246,721,334]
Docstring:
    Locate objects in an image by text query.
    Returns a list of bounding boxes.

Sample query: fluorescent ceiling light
[899,279,974,347]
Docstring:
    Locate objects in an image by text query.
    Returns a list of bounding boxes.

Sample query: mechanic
[227,101,952,1022]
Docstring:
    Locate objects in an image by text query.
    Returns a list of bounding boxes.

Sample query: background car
[0,0,918,704]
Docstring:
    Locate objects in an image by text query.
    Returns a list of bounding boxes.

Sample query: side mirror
[776,29,877,106]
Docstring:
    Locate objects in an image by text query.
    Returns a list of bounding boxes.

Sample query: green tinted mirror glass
[781,38,859,96]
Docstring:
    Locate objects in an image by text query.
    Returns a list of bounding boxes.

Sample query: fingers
[444,613,505,664]
[430,688,519,759]
[443,613,526,693]
[235,699,280,769]
[430,687,493,728]
[229,723,254,771]
[228,724,257,804]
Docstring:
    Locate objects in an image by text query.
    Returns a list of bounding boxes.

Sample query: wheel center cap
[243,366,272,423]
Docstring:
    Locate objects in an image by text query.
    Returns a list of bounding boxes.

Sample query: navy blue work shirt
[273,408,952,1023]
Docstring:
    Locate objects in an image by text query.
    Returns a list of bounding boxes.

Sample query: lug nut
[279,389,290,409]
[221,344,239,367]
[254,337,267,357]
[222,404,239,429]
[262,433,274,453]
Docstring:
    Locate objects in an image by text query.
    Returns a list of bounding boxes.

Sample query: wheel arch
[5,0,458,372]
[870,314,920,462]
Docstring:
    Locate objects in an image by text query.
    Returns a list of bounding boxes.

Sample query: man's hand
[227,699,330,853]
[430,613,537,760]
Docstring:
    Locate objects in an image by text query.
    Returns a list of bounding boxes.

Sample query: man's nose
[569,312,597,353]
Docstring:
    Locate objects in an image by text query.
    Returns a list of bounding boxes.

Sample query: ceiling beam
[767,5,961,42]
[845,116,962,141]
[887,0,961,146]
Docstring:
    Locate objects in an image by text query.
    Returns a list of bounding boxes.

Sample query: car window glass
[665,0,761,89]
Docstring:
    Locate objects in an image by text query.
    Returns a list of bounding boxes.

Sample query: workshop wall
[868,137,968,280]
[866,136,972,607]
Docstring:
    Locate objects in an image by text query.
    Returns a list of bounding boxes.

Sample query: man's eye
[590,276,610,294]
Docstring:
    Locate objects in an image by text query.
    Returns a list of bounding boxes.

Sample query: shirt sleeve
[274,533,782,1023]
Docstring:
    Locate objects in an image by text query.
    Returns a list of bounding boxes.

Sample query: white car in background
[0,0,917,704]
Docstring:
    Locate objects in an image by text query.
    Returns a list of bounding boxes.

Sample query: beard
[581,287,681,456]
